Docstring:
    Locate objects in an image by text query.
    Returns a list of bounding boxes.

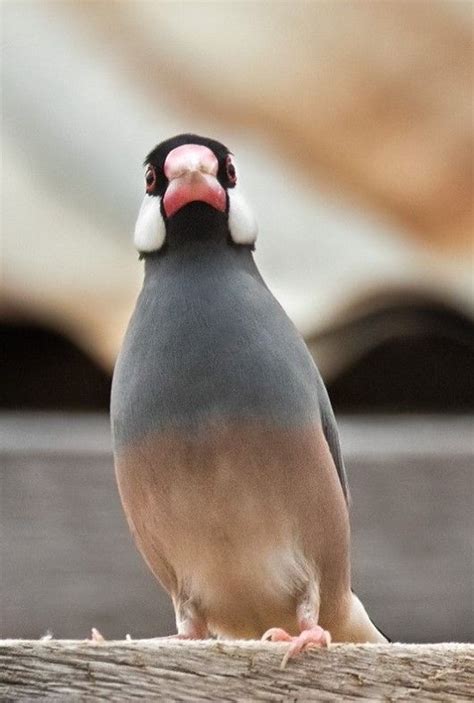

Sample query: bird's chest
[111,277,319,451]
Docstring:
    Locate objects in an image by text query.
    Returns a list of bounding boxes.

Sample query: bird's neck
[143,203,259,280]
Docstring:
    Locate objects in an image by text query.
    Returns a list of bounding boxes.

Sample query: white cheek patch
[228,186,258,245]
[133,194,166,252]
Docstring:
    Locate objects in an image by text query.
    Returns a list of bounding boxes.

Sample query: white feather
[228,186,258,245]
[133,195,166,252]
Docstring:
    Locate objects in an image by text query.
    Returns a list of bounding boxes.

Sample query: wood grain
[1,640,473,702]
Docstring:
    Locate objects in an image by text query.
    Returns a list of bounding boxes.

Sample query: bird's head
[134,134,258,255]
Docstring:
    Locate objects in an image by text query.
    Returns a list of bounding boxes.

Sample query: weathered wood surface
[1,640,472,702]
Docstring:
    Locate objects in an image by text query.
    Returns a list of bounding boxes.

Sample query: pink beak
[163,144,227,218]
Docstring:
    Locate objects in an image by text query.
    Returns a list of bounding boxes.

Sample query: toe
[261,627,293,642]
[90,628,105,643]
[298,626,331,649]
[280,627,331,669]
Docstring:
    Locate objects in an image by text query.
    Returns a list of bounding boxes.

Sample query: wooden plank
[0,640,473,702]
[1,414,473,643]
[1,413,472,456]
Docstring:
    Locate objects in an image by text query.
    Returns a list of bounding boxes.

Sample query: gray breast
[111,250,322,449]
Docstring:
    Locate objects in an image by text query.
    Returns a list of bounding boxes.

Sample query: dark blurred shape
[1,301,473,412]
[0,322,111,410]
[311,299,474,413]
[330,336,474,413]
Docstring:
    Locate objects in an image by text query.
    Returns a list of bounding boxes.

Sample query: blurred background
[1,1,473,643]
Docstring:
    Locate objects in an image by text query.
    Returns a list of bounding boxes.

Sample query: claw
[90,627,105,643]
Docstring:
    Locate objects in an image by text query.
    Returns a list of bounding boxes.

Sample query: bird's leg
[262,586,331,668]
[169,595,209,640]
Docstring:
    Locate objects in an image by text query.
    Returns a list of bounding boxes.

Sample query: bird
[111,133,388,661]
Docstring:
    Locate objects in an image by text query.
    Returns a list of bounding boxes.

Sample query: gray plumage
[112,213,348,501]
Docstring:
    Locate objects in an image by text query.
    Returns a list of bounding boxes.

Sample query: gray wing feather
[316,373,350,503]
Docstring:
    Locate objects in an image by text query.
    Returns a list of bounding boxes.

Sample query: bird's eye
[145,165,156,194]
[225,155,237,186]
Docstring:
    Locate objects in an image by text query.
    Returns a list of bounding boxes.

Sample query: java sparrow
[111,134,387,658]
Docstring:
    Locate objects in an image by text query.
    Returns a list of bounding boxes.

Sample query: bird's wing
[316,373,350,504]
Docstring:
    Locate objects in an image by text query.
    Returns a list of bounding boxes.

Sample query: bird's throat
[163,202,229,248]
[143,202,256,271]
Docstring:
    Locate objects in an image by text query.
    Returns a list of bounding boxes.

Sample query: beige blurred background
[2,0,473,379]
[1,1,473,643]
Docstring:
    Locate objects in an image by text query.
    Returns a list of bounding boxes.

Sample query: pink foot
[262,626,331,668]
